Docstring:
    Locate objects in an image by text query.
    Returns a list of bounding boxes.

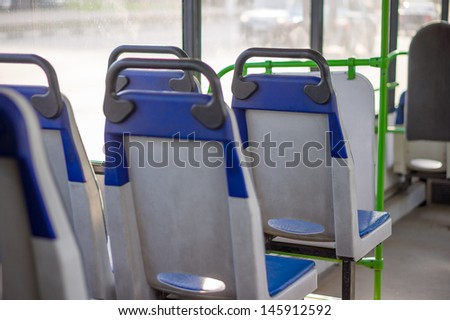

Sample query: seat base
[266,209,391,300]
[409,158,445,172]
[156,255,316,298]
[157,273,226,293]
[268,218,325,235]
[265,254,315,297]
[358,210,390,238]
[266,241,355,300]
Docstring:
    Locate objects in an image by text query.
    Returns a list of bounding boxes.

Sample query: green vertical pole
[374,0,391,300]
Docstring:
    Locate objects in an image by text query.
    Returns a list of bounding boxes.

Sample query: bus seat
[407,22,450,142]
[0,54,115,300]
[231,48,391,299]
[103,57,317,299]
[108,45,200,93]
[394,91,447,177]
[394,136,447,176]
[403,22,450,179]
[0,87,88,299]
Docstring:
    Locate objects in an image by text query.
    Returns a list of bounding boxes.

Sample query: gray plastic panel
[406,22,450,141]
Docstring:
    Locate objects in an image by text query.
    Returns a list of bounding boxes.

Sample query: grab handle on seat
[108,45,195,92]
[0,53,64,118]
[104,58,227,129]
[232,48,333,104]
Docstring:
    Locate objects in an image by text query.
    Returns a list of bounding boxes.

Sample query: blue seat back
[231,48,391,261]
[232,72,348,242]
[104,58,321,300]
[0,54,115,299]
[0,87,87,299]
[104,58,256,299]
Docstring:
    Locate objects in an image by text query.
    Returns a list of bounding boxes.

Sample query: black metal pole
[182,0,202,60]
[388,0,399,111]
[342,258,355,300]
[310,0,324,53]
[442,0,449,21]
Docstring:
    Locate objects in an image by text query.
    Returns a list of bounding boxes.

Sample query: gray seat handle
[108,45,195,93]
[108,45,189,67]
[0,53,64,118]
[231,48,334,104]
[104,58,227,129]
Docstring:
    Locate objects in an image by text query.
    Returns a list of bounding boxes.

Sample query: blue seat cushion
[265,254,315,297]
[157,273,226,293]
[268,218,325,235]
[358,210,390,238]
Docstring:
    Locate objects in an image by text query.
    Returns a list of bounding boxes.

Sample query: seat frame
[103,57,318,299]
[0,53,114,299]
[231,48,392,300]
[0,87,88,299]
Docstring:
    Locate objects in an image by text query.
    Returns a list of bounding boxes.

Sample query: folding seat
[0,54,115,299]
[394,89,447,180]
[231,48,391,299]
[108,45,199,93]
[0,87,88,299]
[103,57,317,299]
[394,22,450,181]
[394,133,448,180]
[406,22,450,145]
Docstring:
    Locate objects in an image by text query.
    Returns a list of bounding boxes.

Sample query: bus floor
[313,203,450,300]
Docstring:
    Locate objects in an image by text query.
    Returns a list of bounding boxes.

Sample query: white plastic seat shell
[0,87,88,299]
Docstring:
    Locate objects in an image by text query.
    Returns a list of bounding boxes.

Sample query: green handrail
[387,125,406,134]
[216,52,409,82]
[217,57,380,80]
[373,0,391,300]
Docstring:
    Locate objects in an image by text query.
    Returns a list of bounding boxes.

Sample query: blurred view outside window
[0,0,182,160]
[323,0,380,59]
[322,0,381,113]
[0,0,446,159]
[202,0,310,104]
[203,0,309,63]
[395,0,441,104]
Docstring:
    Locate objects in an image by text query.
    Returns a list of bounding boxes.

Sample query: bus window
[396,0,441,102]
[237,0,308,47]
[203,0,310,103]
[323,0,380,59]
[0,0,182,160]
